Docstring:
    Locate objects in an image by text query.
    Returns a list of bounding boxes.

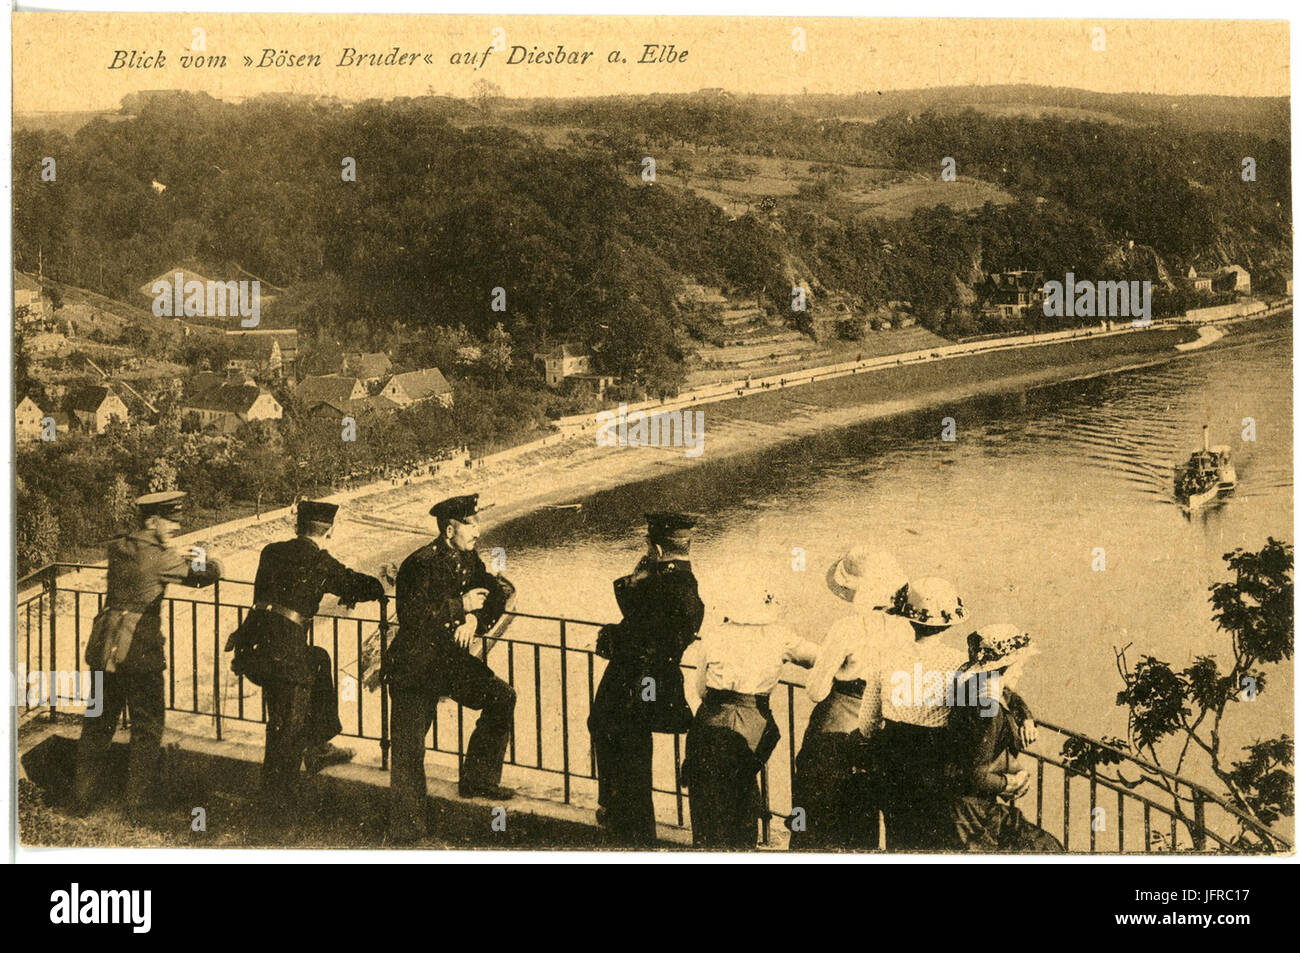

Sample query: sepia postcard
[8,9,1295,871]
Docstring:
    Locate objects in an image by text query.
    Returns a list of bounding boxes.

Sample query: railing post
[558,619,571,805]
[212,579,223,741]
[759,764,771,846]
[47,564,58,717]
[1089,768,1097,853]
[379,596,390,771]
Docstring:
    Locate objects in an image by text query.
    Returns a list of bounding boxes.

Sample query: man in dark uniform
[588,512,705,847]
[226,500,385,819]
[74,491,223,815]
[385,493,516,843]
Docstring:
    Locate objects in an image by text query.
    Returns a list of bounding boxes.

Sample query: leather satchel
[84,607,143,673]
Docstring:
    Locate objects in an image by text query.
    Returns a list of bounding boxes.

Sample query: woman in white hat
[683,585,818,849]
[862,575,971,850]
[788,547,910,850]
[943,624,1061,852]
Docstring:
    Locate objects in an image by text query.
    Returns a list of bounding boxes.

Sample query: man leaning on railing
[73,491,223,819]
[385,493,517,845]
[224,500,386,827]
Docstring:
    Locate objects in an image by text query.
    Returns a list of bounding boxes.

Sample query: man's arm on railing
[320,550,386,607]
[160,542,222,588]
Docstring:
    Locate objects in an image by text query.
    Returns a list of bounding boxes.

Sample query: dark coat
[228,535,384,684]
[944,690,1063,852]
[383,538,511,691]
[590,557,704,735]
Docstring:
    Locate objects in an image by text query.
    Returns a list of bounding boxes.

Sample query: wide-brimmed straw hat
[826,547,908,607]
[955,623,1039,684]
[890,576,967,628]
[713,585,783,626]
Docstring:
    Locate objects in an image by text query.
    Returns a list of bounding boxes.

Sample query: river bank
[178,311,1289,593]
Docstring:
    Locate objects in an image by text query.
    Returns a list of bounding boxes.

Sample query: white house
[67,386,129,434]
[381,368,453,408]
[181,384,283,434]
[543,344,593,387]
[16,395,46,441]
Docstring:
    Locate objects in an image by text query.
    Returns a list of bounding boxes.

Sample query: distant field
[657,154,907,218]
[508,123,1007,221]
[846,174,1014,219]
[900,103,1133,125]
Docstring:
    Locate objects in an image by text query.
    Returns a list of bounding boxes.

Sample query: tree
[1064,538,1293,851]
[17,488,61,575]
[472,79,502,115]
[147,457,178,493]
[102,474,135,536]
[14,307,33,398]
[232,421,287,517]
[478,322,514,389]
[597,300,686,398]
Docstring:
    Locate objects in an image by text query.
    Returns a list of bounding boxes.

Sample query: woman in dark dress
[788,547,908,850]
[684,588,817,849]
[864,576,971,850]
[943,624,1063,853]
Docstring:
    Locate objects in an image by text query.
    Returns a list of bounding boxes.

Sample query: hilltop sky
[12,14,1290,113]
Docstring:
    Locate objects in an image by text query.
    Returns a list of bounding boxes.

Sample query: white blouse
[694,620,804,698]
[858,624,970,731]
[805,610,913,703]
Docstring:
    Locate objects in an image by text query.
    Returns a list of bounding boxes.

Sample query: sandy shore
[172,313,1289,590]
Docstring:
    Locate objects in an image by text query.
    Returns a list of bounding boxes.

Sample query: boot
[304,742,355,774]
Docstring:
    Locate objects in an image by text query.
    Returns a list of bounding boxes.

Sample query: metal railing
[15,562,1289,852]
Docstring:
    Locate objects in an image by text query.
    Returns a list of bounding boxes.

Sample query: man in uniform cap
[385,493,516,843]
[588,512,705,847]
[74,491,223,815]
[225,499,385,822]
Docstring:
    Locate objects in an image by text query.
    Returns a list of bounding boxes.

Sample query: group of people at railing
[66,486,1061,852]
[551,505,1063,852]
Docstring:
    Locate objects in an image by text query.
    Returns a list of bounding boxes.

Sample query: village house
[981,271,1045,323]
[381,368,454,408]
[343,351,393,384]
[16,395,47,441]
[543,344,594,387]
[295,375,367,407]
[180,384,283,434]
[14,271,51,323]
[306,393,401,421]
[66,385,129,434]
[1212,264,1251,294]
[567,372,619,399]
[186,371,225,396]
[1183,267,1214,294]
[225,328,299,379]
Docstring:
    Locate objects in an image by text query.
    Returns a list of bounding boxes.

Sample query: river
[487,326,1293,752]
